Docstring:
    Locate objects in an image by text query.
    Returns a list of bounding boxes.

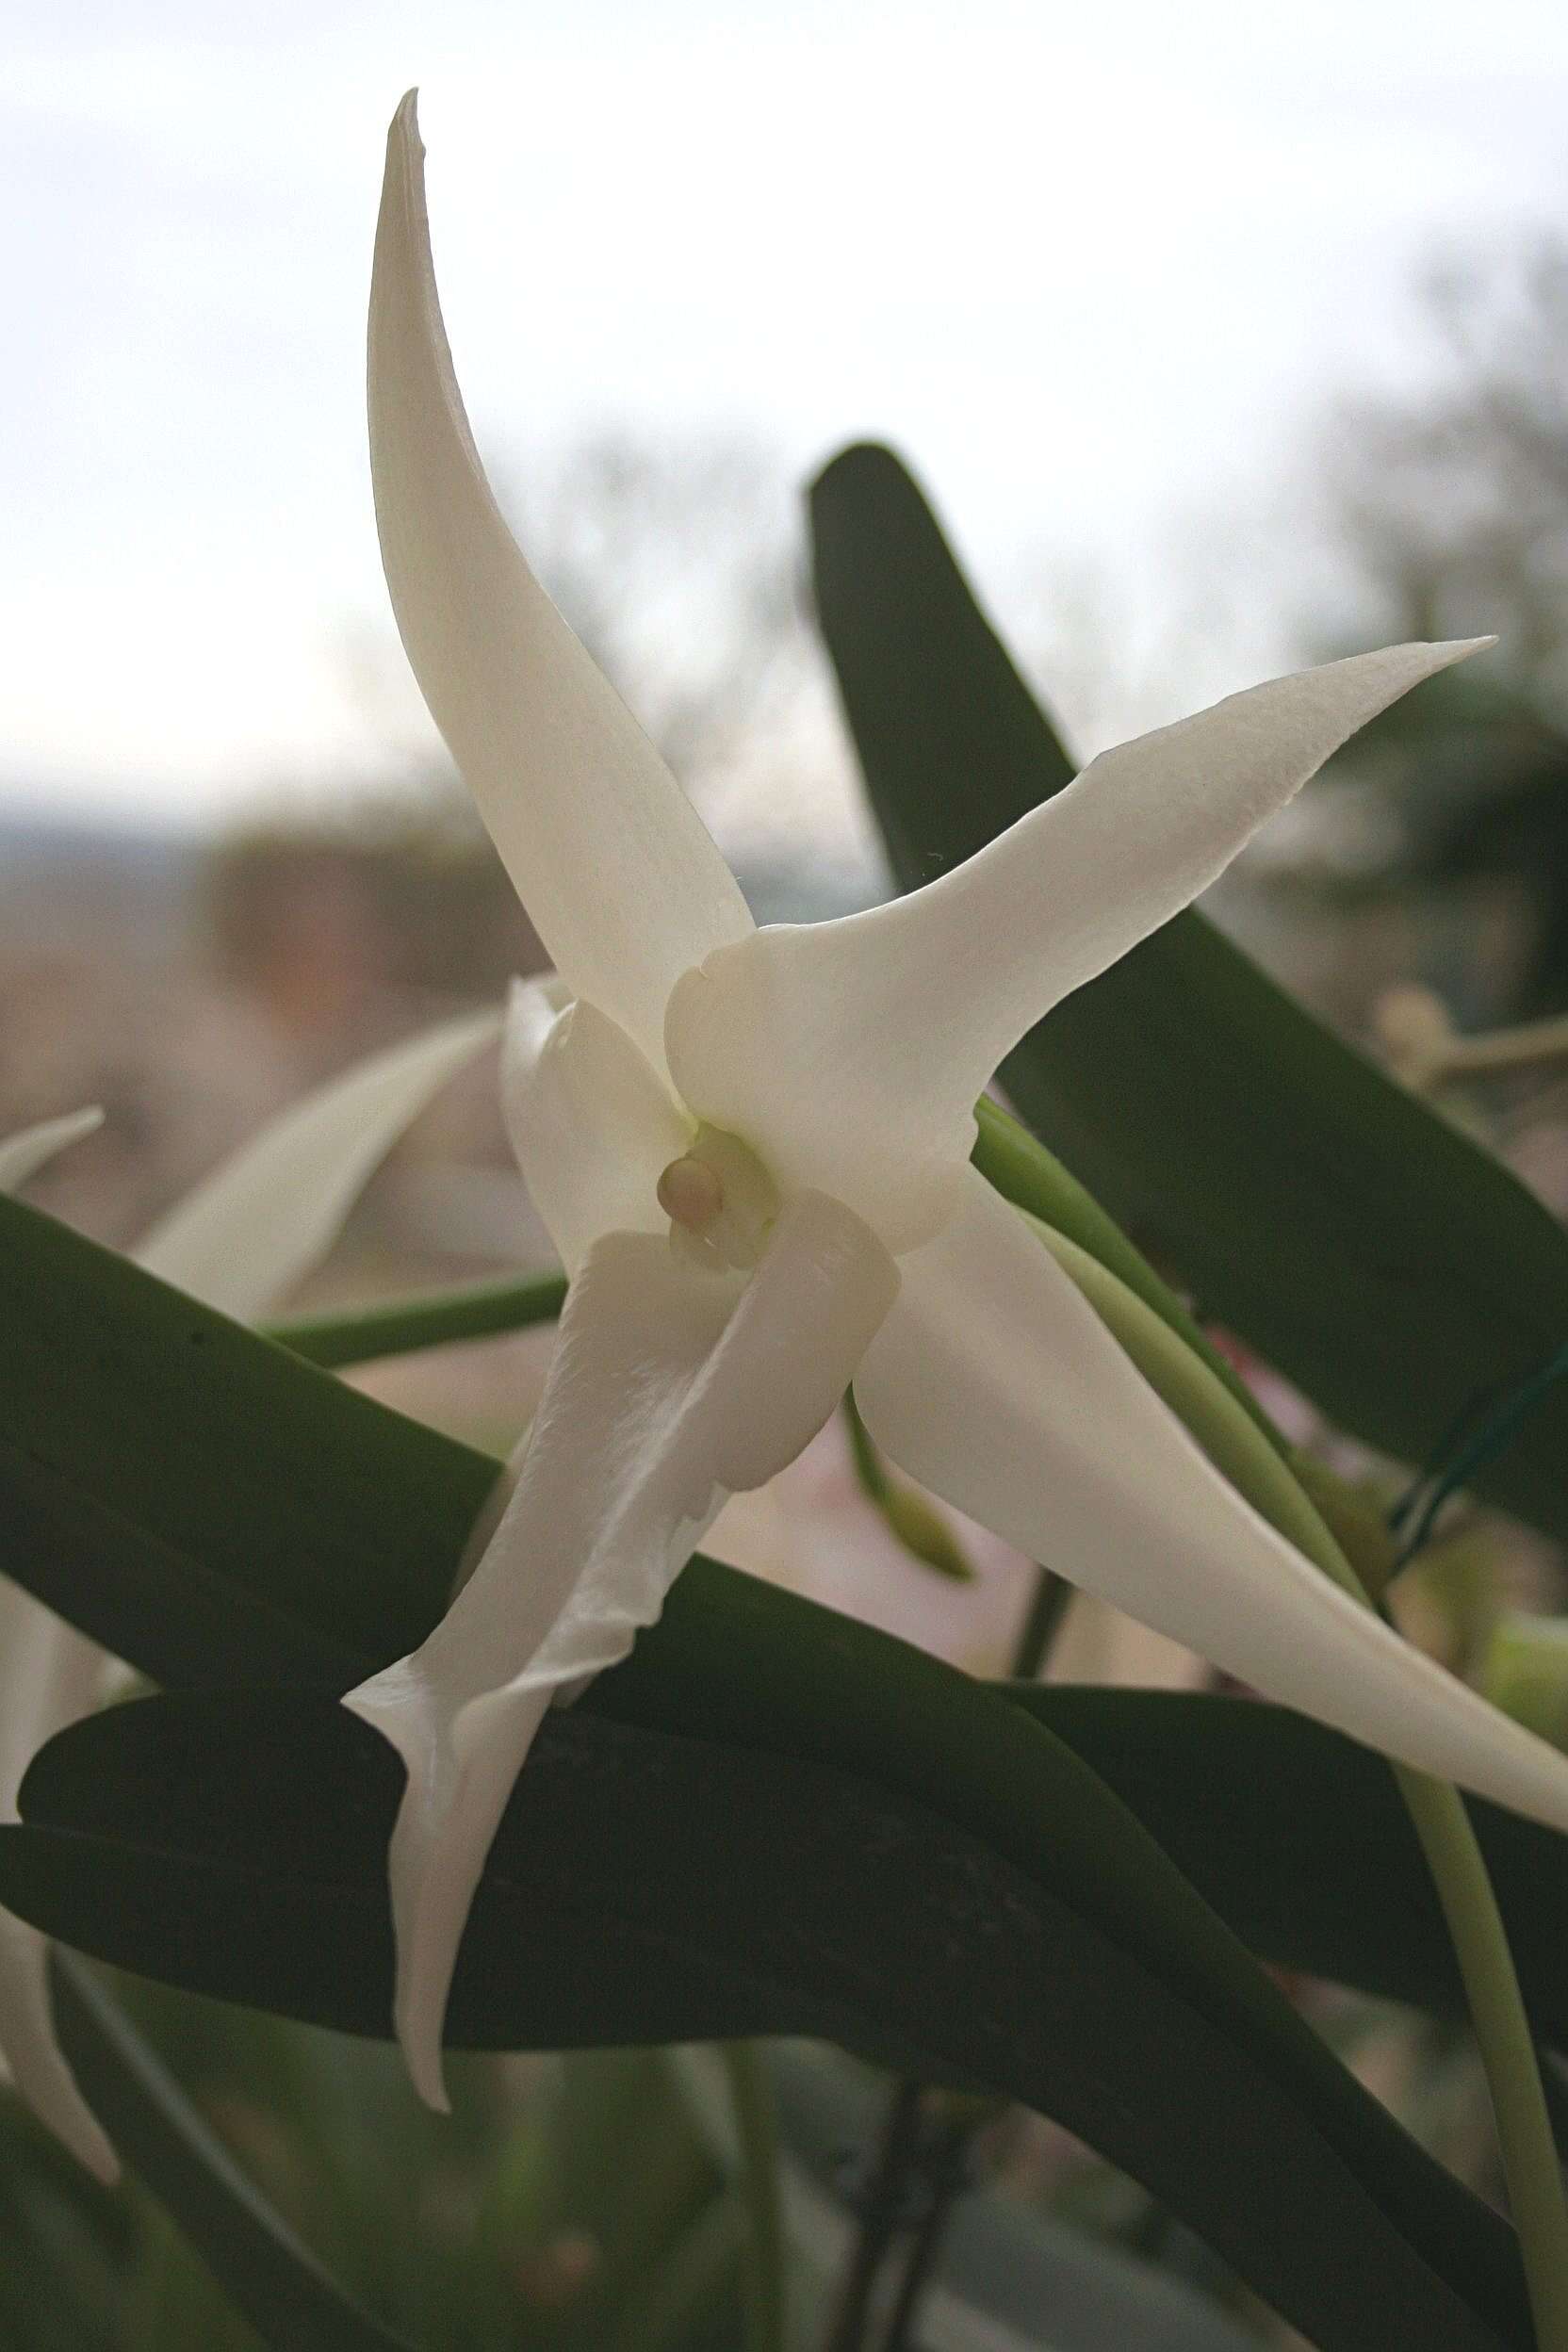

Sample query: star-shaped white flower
[0,1010,497,2177]
[347,92,1568,2110]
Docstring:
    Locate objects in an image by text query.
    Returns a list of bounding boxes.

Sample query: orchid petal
[0,1580,117,2181]
[0,1118,115,2177]
[369,95,753,1074]
[0,1022,495,2173]
[135,1009,499,1318]
[667,642,1487,1248]
[856,1167,1568,1834]
[0,1107,103,1194]
[500,982,692,1278]
[346,1190,898,2106]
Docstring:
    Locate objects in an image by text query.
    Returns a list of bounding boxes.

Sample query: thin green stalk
[1396,1768,1568,2349]
[1028,1215,1568,2345]
[263,1270,566,1368]
[842,1393,974,1581]
[820,2082,924,2352]
[718,2043,787,2352]
[1010,1566,1070,1684]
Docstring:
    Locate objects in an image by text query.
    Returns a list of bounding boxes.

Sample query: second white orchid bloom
[349,93,1568,2108]
[0,1010,498,2177]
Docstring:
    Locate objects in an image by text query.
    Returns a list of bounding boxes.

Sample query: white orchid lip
[351,90,1565,2114]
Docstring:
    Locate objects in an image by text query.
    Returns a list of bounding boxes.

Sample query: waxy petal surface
[669,644,1486,1249]
[501,984,692,1278]
[856,1168,1568,1833]
[135,1008,499,1319]
[346,1191,899,2105]
[369,95,752,1074]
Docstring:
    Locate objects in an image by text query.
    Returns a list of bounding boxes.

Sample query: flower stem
[1005,1196,1568,2344]
[718,2043,787,2352]
[819,2082,924,2352]
[1395,1766,1568,2350]
[263,1270,566,1367]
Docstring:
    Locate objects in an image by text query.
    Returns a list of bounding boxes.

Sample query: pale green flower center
[658,1125,779,1273]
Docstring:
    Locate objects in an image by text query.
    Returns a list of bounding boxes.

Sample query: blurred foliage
[1313,242,1568,1022]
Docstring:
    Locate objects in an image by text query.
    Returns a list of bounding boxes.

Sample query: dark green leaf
[263,1271,566,1370]
[1011,1687,1568,2044]
[809,442,1568,1541]
[5,1693,1531,2352]
[0,1192,1537,2347]
[48,1960,412,2350]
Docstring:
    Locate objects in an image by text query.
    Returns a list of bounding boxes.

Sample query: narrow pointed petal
[856,1168,1568,1833]
[0,1107,102,1193]
[346,1191,898,2104]
[668,643,1488,1248]
[369,95,752,1073]
[135,1009,499,1319]
[501,982,692,1277]
[0,1580,117,2180]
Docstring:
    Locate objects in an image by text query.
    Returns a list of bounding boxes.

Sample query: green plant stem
[1010,1566,1070,1683]
[1396,1766,1568,2350]
[263,1271,566,1368]
[1003,1192,1568,2345]
[820,2082,924,2352]
[719,2042,786,2352]
[877,2115,970,2352]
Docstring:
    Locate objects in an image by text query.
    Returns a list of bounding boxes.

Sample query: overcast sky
[7,0,1568,827]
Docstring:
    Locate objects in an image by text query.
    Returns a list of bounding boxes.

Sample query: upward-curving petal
[346,1190,898,2107]
[135,1008,499,1319]
[667,643,1487,1249]
[856,1167,1568,1835]
[369,95,753,1073]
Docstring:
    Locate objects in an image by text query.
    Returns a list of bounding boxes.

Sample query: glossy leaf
[809,442,1568,1542]
[1008,1687,1568,2045]
[0,1189,1538,2348]
[4,1693,1531,2352]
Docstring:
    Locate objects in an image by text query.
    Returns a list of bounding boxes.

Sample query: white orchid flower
[345,90,1568,2111]
[0,1009,498,2177]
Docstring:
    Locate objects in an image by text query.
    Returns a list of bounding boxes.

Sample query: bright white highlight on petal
[667,642,1489,1248]
[501,985,692,1279]
[135,1009,499,1318]
[368,94,753,1076]
[0,1108,103,1196]
[345,1191,899,2106]
[856,1170,1568,1834]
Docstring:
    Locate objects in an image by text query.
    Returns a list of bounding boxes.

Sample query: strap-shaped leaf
[4,1693,1530,2352]
[1007,1687,1568,2042]
[809,442,1568,1543]
[48,1958,412,2350]
[0,1190,1538,2346]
